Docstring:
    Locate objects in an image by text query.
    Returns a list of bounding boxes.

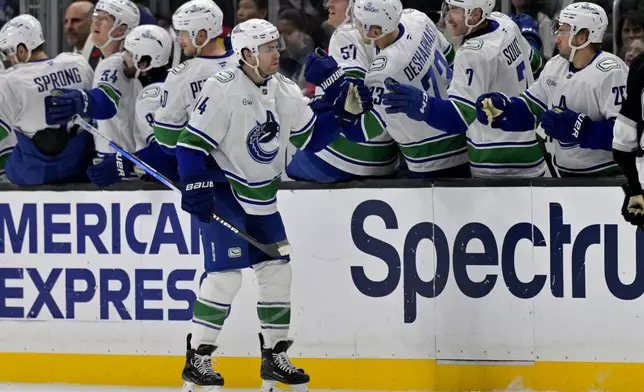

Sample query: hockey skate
[259,333,310,392]
[181,333,224,392]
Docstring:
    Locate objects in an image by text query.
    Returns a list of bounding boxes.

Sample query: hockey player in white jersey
[379,0,546,177]
[85,25,180,187]
[0,14,94,185]
[153,0,238,155]
[286,0,401,182]
[174,18,370,392]
[44,0,141,166]
[312,0,469,178]
[476,2,627,177]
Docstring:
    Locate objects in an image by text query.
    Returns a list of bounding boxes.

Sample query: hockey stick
[535,126,558,178]
[73,116,292,259]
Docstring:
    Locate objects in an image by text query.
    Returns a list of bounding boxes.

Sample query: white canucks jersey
[0,53,94,138]
[178,68,316,215]
[154,52,238,151]
[314,24,399,176]
[92,52,141,156]
[522,52,628,176]
[0,53,94,175]
[363,9,466,173]
[449,12,545,177]
[135,82,163,152]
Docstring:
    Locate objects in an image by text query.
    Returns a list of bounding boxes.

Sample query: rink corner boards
[2,354,644,391]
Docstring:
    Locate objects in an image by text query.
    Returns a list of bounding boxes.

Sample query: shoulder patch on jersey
[460,39,484,51]
[277,73,296,85]
[369,56,388,72]
[170,61,190,75]
[140,86,161,100]
[213,70,235,83]
[596,58,621,72]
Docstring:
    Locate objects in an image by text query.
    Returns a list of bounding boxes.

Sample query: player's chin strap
[464,12,488,36]
[193,36,213,57]
[567,33,592,65]
[94,30,126,50]
[241,55,273,81]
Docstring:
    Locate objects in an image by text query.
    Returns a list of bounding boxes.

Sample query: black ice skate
[181,333,224,392]
[259,333,310,392]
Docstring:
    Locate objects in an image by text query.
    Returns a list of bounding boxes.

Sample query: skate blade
[260,380,309,392]
[181,382,222,392]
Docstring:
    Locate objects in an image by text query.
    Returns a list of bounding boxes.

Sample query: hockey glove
[382,77,430,122]
[541,107,591,145]
[180,173,215,222]
[304,48,347,102]
[622,184,644,230]
[512,14,543,52]
[476,92,510,126]
[45,88,93,125]
[87,153,133,188]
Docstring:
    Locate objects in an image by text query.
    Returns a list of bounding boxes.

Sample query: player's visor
[551,19,571,37]
[91,11,115,25]
[257,37,285,54]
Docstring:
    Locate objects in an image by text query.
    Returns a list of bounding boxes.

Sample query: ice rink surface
[0,387,427,392]
[0,385,541,392]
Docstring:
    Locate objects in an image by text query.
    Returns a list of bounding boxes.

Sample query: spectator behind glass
[618,13,644,56]
[64,1,103,70]
[625,37,644,68]
[511,0,554,59]
[237,0,268,22]
[155,13,172,30]
[278,8,314,90]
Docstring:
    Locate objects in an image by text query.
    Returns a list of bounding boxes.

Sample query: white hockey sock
[190,270,242,348]
[254,260,292,348]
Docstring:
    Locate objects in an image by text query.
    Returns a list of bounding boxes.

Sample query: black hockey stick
[535,129,558,178]
[73,116,292,259]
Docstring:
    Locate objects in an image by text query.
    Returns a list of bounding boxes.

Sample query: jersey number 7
[421,50,452,99]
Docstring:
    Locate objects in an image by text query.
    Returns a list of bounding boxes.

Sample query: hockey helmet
[93,0,140,48]
[124,25,173,72]
[172,0,224,53]
[230,19,284,77]
[352,0,403,45]
[0,14,45,63]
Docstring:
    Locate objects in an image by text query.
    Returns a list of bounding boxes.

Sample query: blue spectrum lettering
[351,200,644,323]
[0,202,201,255]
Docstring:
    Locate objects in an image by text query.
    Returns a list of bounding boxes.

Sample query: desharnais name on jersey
[316,24,399,176]
[362,9,464,174]
[153,51,238,152]
[521,51,628,176]
[177,68,316,215]
[449,12,545,177]
[92,52,140,156]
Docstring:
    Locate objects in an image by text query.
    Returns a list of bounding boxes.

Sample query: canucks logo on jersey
[247,110,280,164]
